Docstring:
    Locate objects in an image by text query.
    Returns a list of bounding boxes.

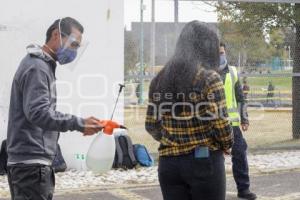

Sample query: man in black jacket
[7,17,103,200]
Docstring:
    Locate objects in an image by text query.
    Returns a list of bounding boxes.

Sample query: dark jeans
[7,164,55,200]
[158,150,226,200]
[232,126,250,192]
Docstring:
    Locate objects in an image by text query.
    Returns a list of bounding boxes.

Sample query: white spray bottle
[86,84,126,174]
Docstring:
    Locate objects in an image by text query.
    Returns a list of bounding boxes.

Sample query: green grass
[247,77,292,91]
[124,108,295,153]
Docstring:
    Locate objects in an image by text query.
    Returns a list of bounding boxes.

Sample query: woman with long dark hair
[145,21,233,200]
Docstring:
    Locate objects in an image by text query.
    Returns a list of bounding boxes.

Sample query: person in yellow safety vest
[218,42,257,200]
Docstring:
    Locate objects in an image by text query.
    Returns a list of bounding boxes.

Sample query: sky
[0,0,218,29]
[124,0,218,30]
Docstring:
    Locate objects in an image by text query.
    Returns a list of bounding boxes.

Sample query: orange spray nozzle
[98,120,127,135]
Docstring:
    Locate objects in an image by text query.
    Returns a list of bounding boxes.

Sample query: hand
[241,123,249,132]
[82,117,103,136]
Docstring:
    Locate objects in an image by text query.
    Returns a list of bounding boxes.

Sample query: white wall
[0,0,124,170]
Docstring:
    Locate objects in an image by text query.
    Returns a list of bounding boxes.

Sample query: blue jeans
[158,150,226,200]
[232,126,250,192]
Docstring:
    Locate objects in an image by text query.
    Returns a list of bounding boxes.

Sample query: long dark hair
[150,21,220,104]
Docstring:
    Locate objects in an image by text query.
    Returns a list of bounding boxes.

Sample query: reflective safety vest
[224,66,240,127]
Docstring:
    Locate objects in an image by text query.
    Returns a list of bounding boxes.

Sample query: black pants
[232,126,250,192]
[158,150,226,200]
[7,164,55,200]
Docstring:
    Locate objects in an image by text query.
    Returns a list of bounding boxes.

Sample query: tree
[216,3,300,139]
[218,21,274,69]
[124,29,139,75]
[294,4,300,139]
[283,27,296,60]
[269,28,286,58]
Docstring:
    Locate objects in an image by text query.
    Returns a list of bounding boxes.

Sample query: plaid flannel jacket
[145,69,233,157]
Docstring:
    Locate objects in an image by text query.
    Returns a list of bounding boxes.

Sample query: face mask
[219,54,227,71]
[56,47,77,65]
[56,19,78,65]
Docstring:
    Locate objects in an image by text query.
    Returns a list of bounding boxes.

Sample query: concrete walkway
[44,170,300,200]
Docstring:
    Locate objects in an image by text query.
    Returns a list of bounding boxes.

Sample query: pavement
[2,170,298,200]
[1,150,300,200]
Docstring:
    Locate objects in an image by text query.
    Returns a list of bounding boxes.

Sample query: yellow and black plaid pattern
[145,70,233,157]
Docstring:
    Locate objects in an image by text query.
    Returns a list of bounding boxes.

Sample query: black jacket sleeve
[21,67,85,132]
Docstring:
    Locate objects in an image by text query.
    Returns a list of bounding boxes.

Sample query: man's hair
[46,17,84,43]
[220,42,226,49]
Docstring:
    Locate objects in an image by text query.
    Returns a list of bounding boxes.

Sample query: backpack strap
[114,136,124,166]
[123,135,137,164]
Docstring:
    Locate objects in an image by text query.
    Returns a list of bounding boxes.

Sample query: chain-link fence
[124,1,300,153]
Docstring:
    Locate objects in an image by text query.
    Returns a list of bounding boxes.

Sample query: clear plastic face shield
[57,18,89,70]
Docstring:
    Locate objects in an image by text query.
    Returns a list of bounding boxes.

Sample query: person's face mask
[219,54,227,71]
[56,19,78,65]
[56,46,77,65]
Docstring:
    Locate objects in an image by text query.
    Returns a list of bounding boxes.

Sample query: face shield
[57,19,89,69]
